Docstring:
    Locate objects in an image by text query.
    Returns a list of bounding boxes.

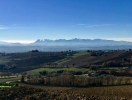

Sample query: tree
[90,66,97,70]
[102,61,122,67]
[21,75,25,83]
[31,49,39,52]
[74,71,82,75]
[57,70,64,74]
[72,63,75,67]
[39,71,48,76]
[91,52,97,56]
[0,64,5,70]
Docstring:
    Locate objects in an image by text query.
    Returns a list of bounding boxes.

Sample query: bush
[102,61,122,67]
[39,71,48,76]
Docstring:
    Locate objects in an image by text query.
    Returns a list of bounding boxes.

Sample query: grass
[26,67,88,74]
[55,52,89,64]
[72,52,89,58]
[0,82,18,88]
[0,76,17,79]
[0,56,11,64]
[0,86,12,88]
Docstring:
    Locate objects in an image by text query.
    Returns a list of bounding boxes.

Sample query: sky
[0,0,132,43]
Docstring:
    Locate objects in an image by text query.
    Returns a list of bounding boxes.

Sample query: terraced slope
[62,50,132,66]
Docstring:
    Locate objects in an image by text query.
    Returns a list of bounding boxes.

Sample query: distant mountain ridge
[32,38,132,46]
[1,38,132,46]
[1,39,132,52]
[0,41,22,46]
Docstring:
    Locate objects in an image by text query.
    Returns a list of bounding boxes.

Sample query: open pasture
[26,67,87,74]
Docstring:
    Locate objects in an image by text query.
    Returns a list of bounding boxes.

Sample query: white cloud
[105,38,132,42]
[77,24,87,26]
[86,24,112,28]
[0,24,28,30]
[0,27,8,29]
[76,24,113,28]
[0,25,8,29]
[1,40,35,44]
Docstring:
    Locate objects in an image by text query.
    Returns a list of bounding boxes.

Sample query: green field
[55,52,89,64]
[26,67,88,74]
[0,82,18,88]
[72,52,89,58]
[0,86,12,88]
[0,56,10,64]
[0,75,17,79]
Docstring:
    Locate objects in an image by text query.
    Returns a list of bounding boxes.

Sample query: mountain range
[32,39,132,46]
[1,39,132,52]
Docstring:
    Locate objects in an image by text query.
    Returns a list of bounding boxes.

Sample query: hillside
[62,50,132,67]
[0,50,132,73]
[0,85,132,100]
[0,51,74,73]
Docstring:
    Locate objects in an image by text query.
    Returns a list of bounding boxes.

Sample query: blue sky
[0,0,132,43]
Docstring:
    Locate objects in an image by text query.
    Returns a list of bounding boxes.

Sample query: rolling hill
[0,50,132,73]
[62,50,132,67]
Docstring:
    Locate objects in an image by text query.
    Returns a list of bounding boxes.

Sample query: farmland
[0,56,10,64]
[26,67,87,74]
[0,82,18,88]
[55,52,90,64]
[0,50,132,73]
[63,85,132,100]
[0,51,74,73]
[0,85,132,100]
[0,50,132,99]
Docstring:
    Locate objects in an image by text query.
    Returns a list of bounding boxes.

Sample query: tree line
[22,75,132,87]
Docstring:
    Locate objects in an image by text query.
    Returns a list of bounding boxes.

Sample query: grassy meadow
[0,56,10,64]
[26,67,88,74]
[55,52,90,64]
[0,75,17,79]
